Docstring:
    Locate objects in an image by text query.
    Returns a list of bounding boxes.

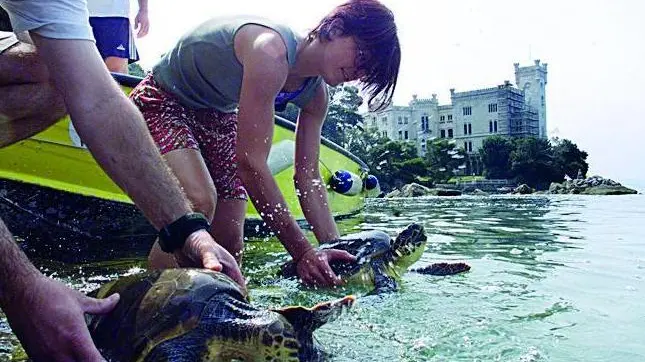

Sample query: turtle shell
[87,269,302,361]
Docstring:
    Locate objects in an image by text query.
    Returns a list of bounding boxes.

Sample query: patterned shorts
[129,74,247,200]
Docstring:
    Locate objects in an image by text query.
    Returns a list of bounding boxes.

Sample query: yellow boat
[0,74,376,261]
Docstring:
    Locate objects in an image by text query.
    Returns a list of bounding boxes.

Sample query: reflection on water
[1,194,644,361]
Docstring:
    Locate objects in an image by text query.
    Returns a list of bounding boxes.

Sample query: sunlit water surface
[1,194,644,361]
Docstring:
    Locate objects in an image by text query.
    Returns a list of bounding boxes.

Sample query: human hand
[1,275,119,361]
[173,229,246,289]
[134,10,150,38]
[296,248,356,287]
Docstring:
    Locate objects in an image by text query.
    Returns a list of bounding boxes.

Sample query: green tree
[552,137,589,179]
[276,103,300,122]
[345,126,421,191]
[127,63,147,77]
[344,125,388,163]
[479,135,513,179]
[425,139,466,183]
[322,85,363,146]
[509,137,559,189]
[397,158,428,185]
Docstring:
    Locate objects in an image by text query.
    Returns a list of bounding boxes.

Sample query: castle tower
[514,60,548,138]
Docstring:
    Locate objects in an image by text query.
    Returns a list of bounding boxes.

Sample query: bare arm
[0,219,120,361]
[294,83,340,243]
[235,27,354,286]
[0,219,40,298]
[134,0,149,37]
[235,29,314,262]
[30,35,190,229]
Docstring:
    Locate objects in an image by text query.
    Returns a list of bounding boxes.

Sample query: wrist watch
[158,213,210,253]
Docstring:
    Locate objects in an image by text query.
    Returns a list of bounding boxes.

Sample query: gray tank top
[152,16,323,112]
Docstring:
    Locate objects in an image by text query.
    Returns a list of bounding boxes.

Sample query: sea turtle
[86,269,354,362]
[279,223,470,293]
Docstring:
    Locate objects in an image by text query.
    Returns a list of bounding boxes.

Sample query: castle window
[398,117,402,124]
[448,129,454,138]
[489,121,493,133]
[440,115,446,121]
[488,103,498,113]
[468,142,473,152]
[494,121,498,132]
[421,116,429,131]
[464,141,468,151]
[440,129,446,138]
[463,107,472,116]
[468,124,472,135]
[404,131,409,140]
[448,115,453,121]
[398,131,403,140]
[464,124,468,134]
[404,117,409,124]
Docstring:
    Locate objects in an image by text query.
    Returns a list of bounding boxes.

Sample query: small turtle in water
[87,269,354,362]
[280,223,470,293]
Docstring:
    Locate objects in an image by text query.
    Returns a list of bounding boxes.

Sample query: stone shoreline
[385,176,638,198]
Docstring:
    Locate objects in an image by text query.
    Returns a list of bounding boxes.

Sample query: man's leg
[0,39,66,147]
[104,55,127,74]
[210,199,247,264]
[148,148,218,269]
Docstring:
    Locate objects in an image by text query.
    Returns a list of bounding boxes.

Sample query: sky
[131,0,645,184]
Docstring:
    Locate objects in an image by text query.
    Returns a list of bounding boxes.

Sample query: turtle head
[273,295,355,361]
[387,223,428,274]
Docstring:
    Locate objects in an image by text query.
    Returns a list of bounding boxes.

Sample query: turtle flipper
[273,295,354,361]
[412,262,471,275]
[369,259,398,295]
[273,295,355,334]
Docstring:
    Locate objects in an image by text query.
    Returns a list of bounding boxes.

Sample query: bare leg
[210,198,246,265]
[148,149,217,269]
[0,41,48,84]
[0,41,66,147]
[104,56,128,74]
[0,82,65,147]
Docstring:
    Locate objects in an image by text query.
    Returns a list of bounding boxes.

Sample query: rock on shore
[385,183,462,198]
[548,176,637,195]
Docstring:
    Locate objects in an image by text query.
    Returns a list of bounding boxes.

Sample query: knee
[188,189,217,222]
[43,83,67,119]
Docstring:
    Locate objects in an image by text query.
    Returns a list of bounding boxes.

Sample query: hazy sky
[132,0,645,183]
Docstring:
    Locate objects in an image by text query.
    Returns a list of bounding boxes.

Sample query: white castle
[363,60,548,157]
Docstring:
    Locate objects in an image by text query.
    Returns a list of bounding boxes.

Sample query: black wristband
[158,213,210,253]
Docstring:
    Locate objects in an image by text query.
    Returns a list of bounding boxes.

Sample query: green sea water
[1,193,644,361]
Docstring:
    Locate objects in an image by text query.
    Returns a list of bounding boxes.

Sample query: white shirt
[87,0,130,18]
[0,0,94,40]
